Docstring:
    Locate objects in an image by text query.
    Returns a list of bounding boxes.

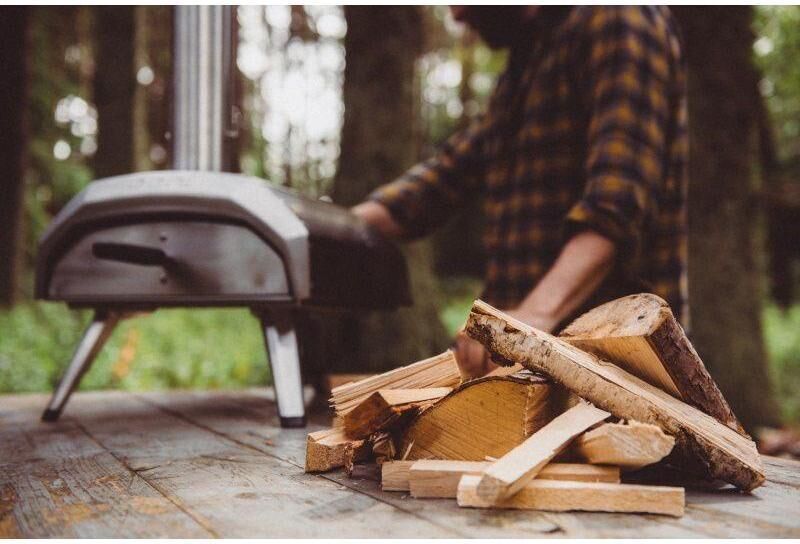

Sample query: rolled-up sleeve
[566,8,672,259]
[369,117,487,239]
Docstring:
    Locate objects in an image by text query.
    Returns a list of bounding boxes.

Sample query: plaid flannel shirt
[370,6,688,324]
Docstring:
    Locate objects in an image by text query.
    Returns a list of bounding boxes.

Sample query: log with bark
[560,293,744,433]
[464,299,765,491]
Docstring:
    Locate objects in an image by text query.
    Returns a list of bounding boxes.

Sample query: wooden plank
[560,293,743,433]
[0,409,209,538]
[406,461,619,498]
[458,476,685,517]
[762,455,800,488]
[572,421,675,469]
[344,388,451,439]
[399,372,570,461]
[305,428,368,473]
[7,388,800,538]
[465,300,765,492]
[65,392,458,538]
[381,461,415,491]
[0,454,211,538]
[136,390,569,538]
[476,402,610,502]
[330,351,461,416]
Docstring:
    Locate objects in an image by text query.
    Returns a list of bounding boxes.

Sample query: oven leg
[260,310,306,428]
[41,312,120,422]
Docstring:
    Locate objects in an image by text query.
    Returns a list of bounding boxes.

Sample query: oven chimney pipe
[173,6,237,172]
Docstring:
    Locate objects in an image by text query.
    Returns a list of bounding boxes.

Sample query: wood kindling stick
[475,401,610,502]
[458,475,685,517]
[405,460,619,498]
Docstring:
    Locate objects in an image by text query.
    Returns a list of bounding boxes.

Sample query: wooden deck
[2,388,799,538]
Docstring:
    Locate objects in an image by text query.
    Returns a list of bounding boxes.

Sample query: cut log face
[344,388,452,439]
[465,300,765,491]
[457,475,685,517]
[572,421,675,469]
[407,460,619,499]
[398,371,572,462]
[475,401,610,502]
[560,293,744,434]
[330,351,461,417]
[305,427,368,473]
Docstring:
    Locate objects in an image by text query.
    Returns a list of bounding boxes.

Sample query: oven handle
[92,241,173,267]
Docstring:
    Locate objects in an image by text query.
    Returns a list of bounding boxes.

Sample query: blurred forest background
[1,6,799,434]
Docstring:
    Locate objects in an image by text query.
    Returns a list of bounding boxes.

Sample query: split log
[399,371,572,461]
[330,351,461,417]
[457,475,685,517]
[572,421,675,469]
[305,427,368,473]
[344,388,452,439]
[407,460,619,498]
[560,293,744,433]
[381,460,415,491]
[465,299,765,491]
[476,402,610,502]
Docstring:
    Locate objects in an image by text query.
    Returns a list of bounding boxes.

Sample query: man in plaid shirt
[353,6,688,377]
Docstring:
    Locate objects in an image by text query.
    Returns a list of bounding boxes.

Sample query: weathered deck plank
[63,391,459,538]
[2,390,799,538]
[0,400,210,538]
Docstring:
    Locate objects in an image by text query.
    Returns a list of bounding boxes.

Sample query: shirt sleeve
[565,7,674,260]
[369,116,487,239]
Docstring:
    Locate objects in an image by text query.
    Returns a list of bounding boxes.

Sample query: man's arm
[355,117,488,240]
[508,230,616,331]
[352,200,405,240]
[455,230,616,379]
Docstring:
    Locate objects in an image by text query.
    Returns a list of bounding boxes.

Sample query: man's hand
[351,201,405,240]
[452,308,559,380]
[452,331,497,380]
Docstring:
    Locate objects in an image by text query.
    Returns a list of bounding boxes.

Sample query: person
[352,6,688,378]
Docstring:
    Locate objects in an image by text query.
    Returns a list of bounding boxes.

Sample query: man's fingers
[453,332,492,380]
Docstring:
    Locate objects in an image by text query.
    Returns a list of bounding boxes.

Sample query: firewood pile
[305,294,765,518]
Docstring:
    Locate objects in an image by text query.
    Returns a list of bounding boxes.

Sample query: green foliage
[764,303,800,423]
[754,6,800,161]
[438,276,482,335]
[0,304,268,394]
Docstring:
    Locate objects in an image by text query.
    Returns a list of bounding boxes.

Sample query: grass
[0,304,267,394]
[1,276,798,425]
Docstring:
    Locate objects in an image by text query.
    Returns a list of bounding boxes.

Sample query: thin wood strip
[457,475,685,517]
[476,402,610,502]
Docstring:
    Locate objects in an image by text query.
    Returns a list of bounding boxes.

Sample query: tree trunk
[319,6,450,375]
[672,7,781,430]
[93,6,135,178]
[0,7,31,307]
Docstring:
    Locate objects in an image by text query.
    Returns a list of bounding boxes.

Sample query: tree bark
[319,6,450,374]
[93,6,135,178]
[672,7,781,429]
[0,7,31,307]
